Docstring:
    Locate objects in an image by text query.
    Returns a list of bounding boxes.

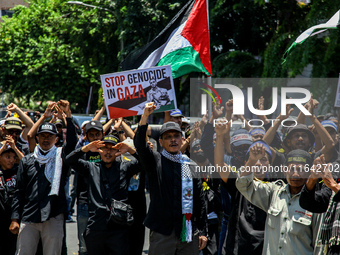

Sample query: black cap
[283,124,315,148]
[55,119,63,126]
[37,123,58,135]
[285,149,313,167]
[86,121,103,133]
[102,135,119,145]
[159,121,182,136]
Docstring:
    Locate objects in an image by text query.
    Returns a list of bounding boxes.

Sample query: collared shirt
[236,170,320,255]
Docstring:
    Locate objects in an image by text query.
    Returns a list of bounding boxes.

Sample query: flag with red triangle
[121,0,212,79]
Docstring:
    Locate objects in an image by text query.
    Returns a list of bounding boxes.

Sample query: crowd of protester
[1,94,340,255]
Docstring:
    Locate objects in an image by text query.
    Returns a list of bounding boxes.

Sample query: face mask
[231,144,248,163]
[192,151,207,163]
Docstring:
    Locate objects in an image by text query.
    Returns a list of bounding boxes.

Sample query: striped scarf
[161,150,193,243]
[319,193,340,249]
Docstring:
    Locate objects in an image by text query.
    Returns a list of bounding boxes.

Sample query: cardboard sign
[101,65,177,119]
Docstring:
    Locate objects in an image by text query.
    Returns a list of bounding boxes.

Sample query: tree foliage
[1,0,340,113]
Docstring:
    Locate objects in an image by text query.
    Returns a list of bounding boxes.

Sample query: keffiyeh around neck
[34,145,63,196]
[161,150,193,243]
[319,193,340,249]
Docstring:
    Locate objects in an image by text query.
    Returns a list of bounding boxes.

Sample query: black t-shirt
[77,151,102,205]
[0,166,18,216]
[222,172,267,255]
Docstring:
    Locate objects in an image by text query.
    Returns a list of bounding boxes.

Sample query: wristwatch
[118,130,124,134]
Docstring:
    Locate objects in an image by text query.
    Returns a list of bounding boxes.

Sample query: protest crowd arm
[237,115,251,131]
[300,183,332,213]
[296,102,309,124]
[309,109,335,162]
[133,103,157,174]
[312,126,323,152]
[121,120,135,139]
[63,114,77,157]
[65,146,92,177]
[200,122,215,165]
[7,103,34,140]
[224,99,233,121]
[113,118,127,141]
[236,149,277,213]
[2,137,24,160]
[92,101,105,121]
[7,103,34,142]
[180,136,190,153]
[27,102,56,152]
[255,96,270,125]
[163,111,171,123]
[215,121,231,183]
[200,102,224,165]
[103,119,114,135]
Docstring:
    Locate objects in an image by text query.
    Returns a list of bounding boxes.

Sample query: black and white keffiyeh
[319,193,340,249]
[162,150,194,242]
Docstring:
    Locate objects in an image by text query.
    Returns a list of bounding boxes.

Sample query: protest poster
[100,65,177,119]
[334,74,340,107]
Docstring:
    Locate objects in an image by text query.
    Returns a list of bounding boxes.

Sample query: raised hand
[5,135,15,148]
[7,103,18,112]
[258,96,265,110]
[213,98,224,119]
[5,110,12,118]
[58,100,71,115]
[199,110,209,129]
[225,99,233,112]
[278,99,294,121]
[85,140,105,153]
[143,102,156,117]
[52,104,63,120]
[310,156,325,179]
[215,118,231,136]
[309,93,319,117]
[112,142,132,156]
[43,102,56,119]
[248,143,265,163]
[114,117,123,131]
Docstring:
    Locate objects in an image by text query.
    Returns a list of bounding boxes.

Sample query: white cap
[182,117,190,124]
[81,120,90,129]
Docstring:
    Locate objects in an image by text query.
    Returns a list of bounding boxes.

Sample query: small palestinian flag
[282,10,340,63]
[121,0,212,79]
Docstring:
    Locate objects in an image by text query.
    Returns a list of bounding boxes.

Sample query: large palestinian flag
[121,0,212,79]
[282,10,340,63]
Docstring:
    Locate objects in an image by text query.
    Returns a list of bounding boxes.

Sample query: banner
[101,65,177,119]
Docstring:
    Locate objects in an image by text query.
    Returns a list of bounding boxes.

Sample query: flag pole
[206,0,212,118]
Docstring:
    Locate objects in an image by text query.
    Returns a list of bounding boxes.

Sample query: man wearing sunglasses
[2,117,30,156]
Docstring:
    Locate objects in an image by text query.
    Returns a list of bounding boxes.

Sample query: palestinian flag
[283,10,340,63]
[121,0,212,79]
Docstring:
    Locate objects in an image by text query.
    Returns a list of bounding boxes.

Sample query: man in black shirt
[66,135,141,255]
[74,120,103,255]
[134,103,207,255]
[10,100,77,255]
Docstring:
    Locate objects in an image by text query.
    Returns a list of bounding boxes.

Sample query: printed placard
[101,65,177,119]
